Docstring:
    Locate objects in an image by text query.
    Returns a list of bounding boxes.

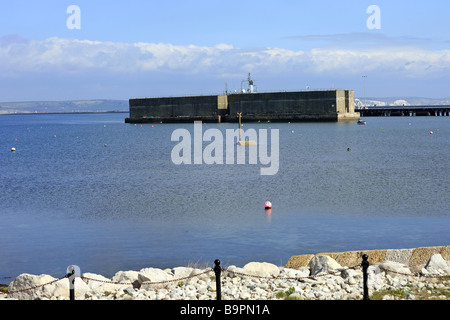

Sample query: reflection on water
[0,113,448,278]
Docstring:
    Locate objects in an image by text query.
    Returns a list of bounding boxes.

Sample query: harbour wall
[128,95,220,119]
[285,245,450,269]
[125,90,360,123]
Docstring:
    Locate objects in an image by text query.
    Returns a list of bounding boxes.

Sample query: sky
[0,0,450,101]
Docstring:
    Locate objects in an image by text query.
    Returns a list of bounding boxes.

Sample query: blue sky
[1,0,450,101]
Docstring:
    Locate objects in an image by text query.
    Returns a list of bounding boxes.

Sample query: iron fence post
[362,254,370,300]
[67,267,75,301]
[214,259,222,300]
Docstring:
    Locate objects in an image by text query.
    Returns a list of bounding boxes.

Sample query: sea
[0,113,449,279]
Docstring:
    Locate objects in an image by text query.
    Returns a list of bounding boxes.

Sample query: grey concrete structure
[125,89,360,123]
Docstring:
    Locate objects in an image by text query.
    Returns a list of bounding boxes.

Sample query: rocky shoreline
[1,246,449,300]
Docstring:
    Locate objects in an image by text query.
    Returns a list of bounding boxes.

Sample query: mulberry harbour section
[125,89,360,124]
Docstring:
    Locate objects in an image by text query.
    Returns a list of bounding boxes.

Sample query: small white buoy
[11,147,16,152]
[264,201,272,210]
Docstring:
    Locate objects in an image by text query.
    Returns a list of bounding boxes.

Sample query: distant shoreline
[0,110,129,116]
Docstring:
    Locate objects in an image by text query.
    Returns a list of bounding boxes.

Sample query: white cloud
[1,35,450,80]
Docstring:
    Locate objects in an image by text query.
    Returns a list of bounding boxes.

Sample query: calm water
[0,113,449,279]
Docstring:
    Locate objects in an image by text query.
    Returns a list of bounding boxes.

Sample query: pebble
[73,266,448,300]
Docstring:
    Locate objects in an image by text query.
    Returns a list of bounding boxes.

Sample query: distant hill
[1,96,449,114]
[0,100,128,114]
[355,97,450,107]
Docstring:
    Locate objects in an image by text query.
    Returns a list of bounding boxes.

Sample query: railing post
[67,266,75,301]
[362,254,370,300]
[214,259,222,301]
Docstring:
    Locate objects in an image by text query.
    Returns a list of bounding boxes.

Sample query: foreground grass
[370,276,450,300]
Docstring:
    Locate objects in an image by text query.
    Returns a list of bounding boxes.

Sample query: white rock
[425,254,450,274]
[280,267,309,279]
[172,267,194,279]
[7,274,54,300]
[82,272,124,293]
[308,255,342,276]
[225,265,246,278]
[173,267,211,281]
[8,273,90,300]
[242,262,280,277]
[112,270,140,287]
[197,285,208,295]
[379,261,411,277]
[138,268,173,289]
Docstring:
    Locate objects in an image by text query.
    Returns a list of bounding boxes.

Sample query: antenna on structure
[240,73,257,93]
[247,73,255,93]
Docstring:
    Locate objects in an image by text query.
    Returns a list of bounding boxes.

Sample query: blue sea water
[0,113,449,279]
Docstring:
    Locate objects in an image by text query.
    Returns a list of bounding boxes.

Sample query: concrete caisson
[125,90,360,123]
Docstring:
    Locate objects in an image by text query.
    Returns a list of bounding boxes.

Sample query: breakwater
[125,89,360,123]
[2,246,448,300]
[286,245,450,269]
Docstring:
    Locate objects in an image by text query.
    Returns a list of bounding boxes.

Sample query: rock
[123,287,138,298]
[8,274,54,300]
[285,254,315,269]
[8,273,89,300]
[138,267,173,289]
[112,270,140,287]
[340,268,362,279]
[172,267,210,281]
[172,267,194,279]
[243,262,280,277]
[226,265,246,278]
[280,267,309,279]
[308,255,342,276]
[379,261,411,277]
[82,272,124,293]
[425,254,450,274]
